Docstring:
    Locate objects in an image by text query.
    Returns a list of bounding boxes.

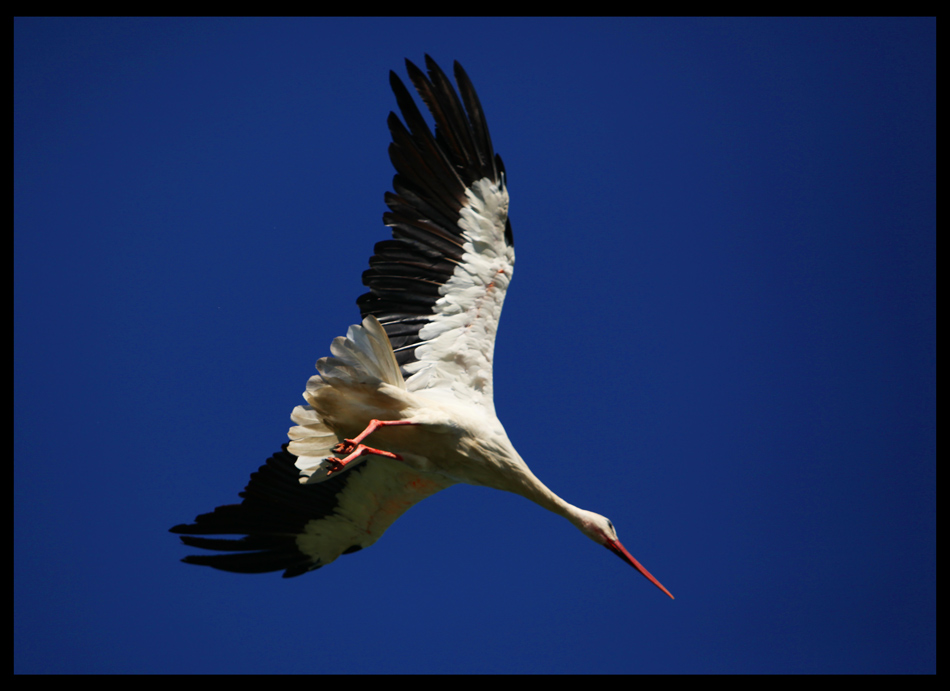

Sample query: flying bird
[171,56,674,599]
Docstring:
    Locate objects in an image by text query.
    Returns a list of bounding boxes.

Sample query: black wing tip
[389,69,406,93]
[179,554,318,578]
[171,445,371,577]
[451,59,470,84]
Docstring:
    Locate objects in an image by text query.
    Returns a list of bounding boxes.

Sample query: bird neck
[510,466,582,525]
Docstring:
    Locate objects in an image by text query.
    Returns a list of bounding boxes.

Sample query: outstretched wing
[359,56,514,413]
[171,446,452,577]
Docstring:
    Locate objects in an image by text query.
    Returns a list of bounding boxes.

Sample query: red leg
[331,419,417,455]
[325,443,403,476]
[326,419,418,476]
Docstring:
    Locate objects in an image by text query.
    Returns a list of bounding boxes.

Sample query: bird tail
[322,315,405,389]
[288,316,405,483]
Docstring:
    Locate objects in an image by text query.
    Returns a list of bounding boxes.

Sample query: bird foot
[323,456,347,474]
[331,440,359,455]
[324,420,419,476]
[325,443,404,476]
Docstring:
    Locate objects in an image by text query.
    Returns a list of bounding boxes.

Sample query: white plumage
[171,56,673,599]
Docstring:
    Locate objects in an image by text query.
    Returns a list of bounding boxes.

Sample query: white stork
[171,56,674,600]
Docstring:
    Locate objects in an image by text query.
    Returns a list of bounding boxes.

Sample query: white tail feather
[288,316,405,482]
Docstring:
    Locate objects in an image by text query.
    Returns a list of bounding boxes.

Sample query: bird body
[172,56,673,599]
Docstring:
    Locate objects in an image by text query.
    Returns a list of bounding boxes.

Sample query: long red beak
[606,539,675,599]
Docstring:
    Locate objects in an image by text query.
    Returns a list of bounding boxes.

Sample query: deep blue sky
[15,18,934,673]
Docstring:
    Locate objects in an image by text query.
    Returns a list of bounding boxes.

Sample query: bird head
[572,508,674,600]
